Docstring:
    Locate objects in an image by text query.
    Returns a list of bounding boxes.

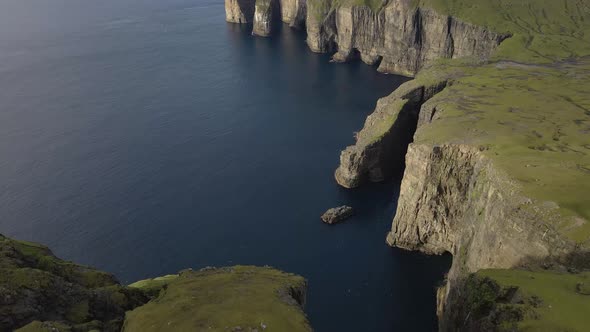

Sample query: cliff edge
[329,0,590,330]
[225,0,590,329]
[0,234,311,332]
[225,0,508,76]
[124,266,310,332]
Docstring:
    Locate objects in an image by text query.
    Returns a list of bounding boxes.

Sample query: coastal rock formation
[311,1,508,75]
[335,80,447,188]
[252,0,307,36]
[225,0,256,23]
[224,1,590,330]
[321,205,354,224]
[1,234,311,332]
[0,234,149,332]
[253,0,276,36]
[334,54,590,328]
[280,0,307,28]
[388,141,590,331]
[305,0,337,53]
[227,0,507,75]
[387,143,573,260]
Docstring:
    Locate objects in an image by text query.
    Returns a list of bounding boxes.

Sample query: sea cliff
[227,0,590,330]
[225,0,256,23]
[225,0,507,75]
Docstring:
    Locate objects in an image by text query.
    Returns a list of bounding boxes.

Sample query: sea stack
[225,0,256,23]
[252,0,276,36]
[321,206,354,224]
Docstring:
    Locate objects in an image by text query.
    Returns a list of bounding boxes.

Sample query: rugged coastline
[227,0,590,330]
[225,0,507,75]
[0,234,311,331]
[2,1,588,331]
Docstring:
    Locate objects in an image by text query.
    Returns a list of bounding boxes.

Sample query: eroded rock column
[253,0,276,36]
[225,0,256,23]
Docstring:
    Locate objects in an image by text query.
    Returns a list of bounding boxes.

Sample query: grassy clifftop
[398,3,590,328]
[417,0,590,63]
[0,234,310,332]
[412,58,590,245]
[399,0,590,246]
[459,269,590,331]
[124,266,311,332]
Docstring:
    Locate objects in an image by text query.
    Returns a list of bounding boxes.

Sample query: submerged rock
[321,206,354,224]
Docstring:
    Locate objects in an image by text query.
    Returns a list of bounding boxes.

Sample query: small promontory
[124,266,310,332]
[0,234,311,332]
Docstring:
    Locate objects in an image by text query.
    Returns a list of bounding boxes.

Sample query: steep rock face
[227,0,506,75]
[280,0,307,28]
[386,143,576,331]
[306,0,337,52]
[387,144,572,261]
[253,0,276,36]
[225,0,256,23]
[308,0,508,75]
[335,80,447,188]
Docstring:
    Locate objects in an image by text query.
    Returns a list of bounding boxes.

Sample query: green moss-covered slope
[393,1,590,329]
[388,0,590,246]
[0,234,149,331]
[417,0,590,63]
[1,235,311,332]
[123,266,311,332]
[457,269,590,332]
[410,58,590,246]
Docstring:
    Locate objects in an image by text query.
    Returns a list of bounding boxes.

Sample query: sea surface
[0,0,451,331]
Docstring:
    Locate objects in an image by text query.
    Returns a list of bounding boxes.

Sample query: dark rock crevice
[334,80,448,188]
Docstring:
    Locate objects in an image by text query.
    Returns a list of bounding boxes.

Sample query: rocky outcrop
[0,234,149,332]
[387,143,572,259]
[321,205,354,224]
[333,69,583,329]
[225,0,256,23]
[1,235,312,331]
[252,0,307,36]
[387,143,578,330]
[335,80,447,188]
[318,1,508,75]
[306,0,337,52]
[253,0,276,36]
[280,0,307,28]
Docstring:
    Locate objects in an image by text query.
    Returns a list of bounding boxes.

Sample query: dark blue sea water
[0,0,450,331]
